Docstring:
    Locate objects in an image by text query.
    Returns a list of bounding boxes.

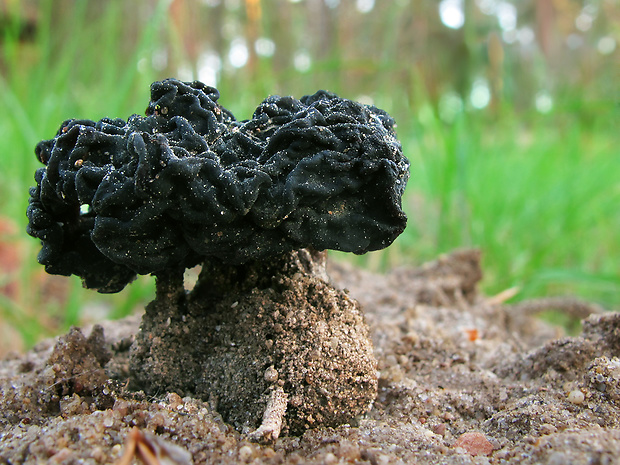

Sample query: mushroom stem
[154,268,185,305]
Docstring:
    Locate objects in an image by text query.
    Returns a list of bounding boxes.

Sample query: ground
[1,249,619,464]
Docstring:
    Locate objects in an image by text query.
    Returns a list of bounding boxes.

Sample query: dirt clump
[130,249,377,436]
[2,249,619,464]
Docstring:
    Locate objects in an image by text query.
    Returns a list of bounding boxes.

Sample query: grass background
[0,0,618,354]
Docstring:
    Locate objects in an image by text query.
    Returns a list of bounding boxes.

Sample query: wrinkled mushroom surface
[27,79,409,292]
[26,79,409,437]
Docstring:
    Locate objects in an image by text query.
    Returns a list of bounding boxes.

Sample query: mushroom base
[129,249,378,435]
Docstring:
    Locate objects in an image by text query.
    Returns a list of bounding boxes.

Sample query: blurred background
[0,0,618,355]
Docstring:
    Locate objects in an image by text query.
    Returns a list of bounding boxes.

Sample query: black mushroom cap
[27,79,409,293]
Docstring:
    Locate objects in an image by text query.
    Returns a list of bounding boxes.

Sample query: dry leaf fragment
[116,427,193,465]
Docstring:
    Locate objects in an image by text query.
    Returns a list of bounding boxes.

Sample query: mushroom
[27,79,409,440]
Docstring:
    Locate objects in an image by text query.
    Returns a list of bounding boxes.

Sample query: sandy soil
[1,249,619,464]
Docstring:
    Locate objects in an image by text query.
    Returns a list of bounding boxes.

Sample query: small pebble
[264,366,279,383]
[50,448,73,463]
[239,445,254,462]
[89,446,105,462]
[432,423,447,436]
[453,432,494,456]
[167,392,184,409]
[567,390,585,404]
[539,423,557,435]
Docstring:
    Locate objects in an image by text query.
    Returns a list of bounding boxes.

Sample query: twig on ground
[248,386,288,444]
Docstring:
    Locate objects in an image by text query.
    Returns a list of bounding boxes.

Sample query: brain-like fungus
[26,79,409,440]
[27,79,409,293]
